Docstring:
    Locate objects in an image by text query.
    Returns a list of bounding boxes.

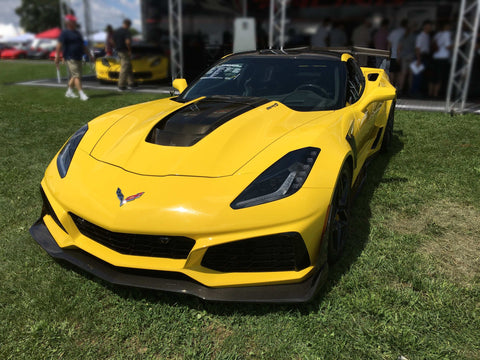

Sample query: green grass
[1,62,479,360]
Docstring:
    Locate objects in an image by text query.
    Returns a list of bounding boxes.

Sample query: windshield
[178,55,346,111]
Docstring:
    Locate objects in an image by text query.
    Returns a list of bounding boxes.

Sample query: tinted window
[178,55,346,111]
[345,58,365,104]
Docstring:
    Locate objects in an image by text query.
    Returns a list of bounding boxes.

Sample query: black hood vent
[146,96,268,147]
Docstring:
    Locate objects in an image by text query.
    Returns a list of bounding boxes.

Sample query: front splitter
[30,218,328,303]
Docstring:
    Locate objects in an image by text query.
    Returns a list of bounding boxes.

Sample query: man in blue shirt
[55,15,92,101]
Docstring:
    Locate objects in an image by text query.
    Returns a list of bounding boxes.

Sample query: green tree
[15,0,61,33]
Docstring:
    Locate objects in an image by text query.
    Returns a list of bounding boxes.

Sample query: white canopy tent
[1,32,35,44]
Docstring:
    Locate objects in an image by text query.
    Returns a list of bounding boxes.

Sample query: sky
[0,0,141,37]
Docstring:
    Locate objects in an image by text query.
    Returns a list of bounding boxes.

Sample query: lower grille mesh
[70,213,195,259]
[201,232,310,272]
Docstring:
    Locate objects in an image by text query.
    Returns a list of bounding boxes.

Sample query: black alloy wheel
[327,163,352,264]
[381,101,395,153]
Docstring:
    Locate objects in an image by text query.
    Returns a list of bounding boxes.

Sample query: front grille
[107,71,119,79]
[70,213,195,259]
[133,71,152,79]
[201,232,310,272]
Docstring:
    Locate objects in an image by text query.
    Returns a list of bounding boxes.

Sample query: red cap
[65,14,77,22]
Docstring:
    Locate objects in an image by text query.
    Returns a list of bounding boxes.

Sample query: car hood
[90,96,331,177]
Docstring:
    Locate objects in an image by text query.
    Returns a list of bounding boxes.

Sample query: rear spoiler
[283,46,391,72]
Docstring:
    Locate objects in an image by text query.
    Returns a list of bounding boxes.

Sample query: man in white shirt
[311,18,331,47]
[414,20,433,97]
[388,19,408,88]
[432,22,453,97]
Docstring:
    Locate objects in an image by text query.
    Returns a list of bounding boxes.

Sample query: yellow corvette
[31,48,396,302]
[95,44,168,83]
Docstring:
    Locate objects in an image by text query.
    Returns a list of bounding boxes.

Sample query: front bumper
[30,218,328,303]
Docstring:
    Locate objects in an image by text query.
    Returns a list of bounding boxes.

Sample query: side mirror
[360,86,396,113]
[172,78,188,94]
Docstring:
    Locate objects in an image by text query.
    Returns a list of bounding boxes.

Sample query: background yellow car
[31,48,396,303]
[95,43,168,83]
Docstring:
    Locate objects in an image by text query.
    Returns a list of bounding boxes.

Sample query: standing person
[398,23,417,96]
[113,18,135,91]
[55,14,92,101]
[431,22,452,98]
[374,19,390,50]
[311,18,331,47]
[105,24,114,56]
[328,21,347,47]
[373,19,390,68]
[415,20,433,97]
[352,18,372,48]
[352,18,372,66]
[388,19,408,89]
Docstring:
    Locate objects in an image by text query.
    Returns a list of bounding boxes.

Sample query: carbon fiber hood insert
[146,96,268,147]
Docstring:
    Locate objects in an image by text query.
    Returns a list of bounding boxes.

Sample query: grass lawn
[0,61,479,360]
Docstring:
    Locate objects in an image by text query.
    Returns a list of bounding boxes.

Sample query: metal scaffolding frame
[446,0,480,113]
[83,0,93,47]
[268,0,289,49]
[168,0,183,81]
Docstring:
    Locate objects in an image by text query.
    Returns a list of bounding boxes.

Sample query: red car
[49,50,62,61]
[1,45,28,59]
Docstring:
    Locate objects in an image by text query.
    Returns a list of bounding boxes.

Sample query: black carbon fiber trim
[30,219,328,303]
[146,96,269,147]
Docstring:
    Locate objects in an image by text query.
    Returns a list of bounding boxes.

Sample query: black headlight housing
[231,147,320,209]
[57,124,88,178]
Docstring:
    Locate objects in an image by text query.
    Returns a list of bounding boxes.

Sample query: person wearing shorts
[113,19,135,91]
[55,14,92,101]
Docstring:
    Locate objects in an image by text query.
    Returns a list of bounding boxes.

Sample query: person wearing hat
[55,14,92,101]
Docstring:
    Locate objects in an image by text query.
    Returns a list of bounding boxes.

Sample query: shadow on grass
[87,92,123,99]
[54,130,405,315]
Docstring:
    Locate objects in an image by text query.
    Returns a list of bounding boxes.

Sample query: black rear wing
[284,46,391,72]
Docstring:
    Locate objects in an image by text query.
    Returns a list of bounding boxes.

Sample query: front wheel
[327,163,352,264]
[381,101,395,153]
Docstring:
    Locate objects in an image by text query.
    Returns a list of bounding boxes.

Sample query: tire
[381,101,395,153]
[327,162,352,264]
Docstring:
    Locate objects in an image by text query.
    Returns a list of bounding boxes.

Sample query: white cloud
[0,23,21,39]
[72,0,141,33]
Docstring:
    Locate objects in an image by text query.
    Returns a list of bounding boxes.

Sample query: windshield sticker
[201,64,243,80]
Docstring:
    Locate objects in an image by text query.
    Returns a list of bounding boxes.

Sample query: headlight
[231,147,320,209]
[57,124,88,178]
[101,58,110,67]
[150,57,162,67]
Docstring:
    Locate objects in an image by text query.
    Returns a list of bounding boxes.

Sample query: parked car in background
[27,38,57,59]
[1,43,29,59]
[0,43,7,57]
[49,49,62,61]
[95,43,169,83]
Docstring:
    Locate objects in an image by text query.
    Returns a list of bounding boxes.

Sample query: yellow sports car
[31,48,396,302]
[95,44,168,83]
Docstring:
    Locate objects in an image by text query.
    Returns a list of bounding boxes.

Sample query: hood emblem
[116,188,144,207]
